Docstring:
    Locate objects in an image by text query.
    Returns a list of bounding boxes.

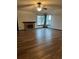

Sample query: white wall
[18,11,62,30]
[18,11,36,30]
[52,14,62,30]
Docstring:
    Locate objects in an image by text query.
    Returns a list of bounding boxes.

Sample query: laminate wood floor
[17,28,62,59]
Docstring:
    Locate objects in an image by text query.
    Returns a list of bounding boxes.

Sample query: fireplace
[23,22,35,30]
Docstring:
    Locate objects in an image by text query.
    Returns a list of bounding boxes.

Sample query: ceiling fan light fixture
[36,2,43,11]
[37,7,42,11]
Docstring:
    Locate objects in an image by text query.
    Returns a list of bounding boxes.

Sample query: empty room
[17,0,62,59]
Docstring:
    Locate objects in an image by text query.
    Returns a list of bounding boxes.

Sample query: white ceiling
[17,0,62,15]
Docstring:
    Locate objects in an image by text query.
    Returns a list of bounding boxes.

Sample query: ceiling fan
[18,1,61,12]
[18,2,49,11]
[36,2,47,11]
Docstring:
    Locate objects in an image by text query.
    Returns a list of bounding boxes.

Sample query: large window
[36,16,44,25]
[36,15,52,28]
[46,15,52,25]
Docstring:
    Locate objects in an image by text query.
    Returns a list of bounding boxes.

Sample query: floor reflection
[35,28,53,44]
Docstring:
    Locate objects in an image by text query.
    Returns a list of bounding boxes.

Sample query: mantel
[23,21,35,23]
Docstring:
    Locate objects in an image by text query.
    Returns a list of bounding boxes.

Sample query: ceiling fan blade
[43,4,61,7]
[18,4,34,8]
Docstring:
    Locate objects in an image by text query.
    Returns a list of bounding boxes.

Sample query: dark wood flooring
[17,28,62,59]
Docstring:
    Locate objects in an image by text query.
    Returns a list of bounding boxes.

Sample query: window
[36,15,52,28]
[36,16,44,25]
[46,15,52,25]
